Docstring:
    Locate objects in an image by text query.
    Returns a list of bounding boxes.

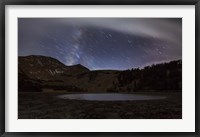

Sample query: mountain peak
[68,63,90,72]
[73,64,86,68]
[18,55,90,80]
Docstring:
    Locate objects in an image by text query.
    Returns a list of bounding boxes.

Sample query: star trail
[18,18,182,70]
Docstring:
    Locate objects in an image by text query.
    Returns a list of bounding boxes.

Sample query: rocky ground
[18,92,182,119]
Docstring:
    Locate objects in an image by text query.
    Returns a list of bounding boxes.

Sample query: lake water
[57,93,166,101]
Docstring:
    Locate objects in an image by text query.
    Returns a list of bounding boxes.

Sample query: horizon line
[18,54,182,71]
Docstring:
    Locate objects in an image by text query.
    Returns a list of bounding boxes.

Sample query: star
[18,18,182,70]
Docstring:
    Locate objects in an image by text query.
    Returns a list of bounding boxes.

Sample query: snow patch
[48,69,64,75]
[37,60,43,66]
[55,69,64,74]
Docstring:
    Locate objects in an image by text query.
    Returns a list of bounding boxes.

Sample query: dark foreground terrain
[18,92,182,119]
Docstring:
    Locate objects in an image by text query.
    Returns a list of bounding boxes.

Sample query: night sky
[18,18,182,70]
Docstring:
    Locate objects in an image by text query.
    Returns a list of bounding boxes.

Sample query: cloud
[56,18,182,45]
[18,18,182,70]
[19,18,182,46]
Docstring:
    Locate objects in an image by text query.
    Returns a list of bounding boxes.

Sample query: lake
[57,93,166,101]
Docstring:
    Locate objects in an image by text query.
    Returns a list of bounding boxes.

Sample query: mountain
[18,55,182,92]
[18,55,119,92]
[19,55,90,80]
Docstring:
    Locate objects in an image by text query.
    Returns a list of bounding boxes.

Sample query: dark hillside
[18,55,182,92]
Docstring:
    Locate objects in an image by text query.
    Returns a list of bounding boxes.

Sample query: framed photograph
[0,0,199,136]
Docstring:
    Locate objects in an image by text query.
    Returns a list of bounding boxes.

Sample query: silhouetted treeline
[111,60,182,92]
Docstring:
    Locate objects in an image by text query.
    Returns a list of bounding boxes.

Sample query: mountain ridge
[18,55,182,93]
